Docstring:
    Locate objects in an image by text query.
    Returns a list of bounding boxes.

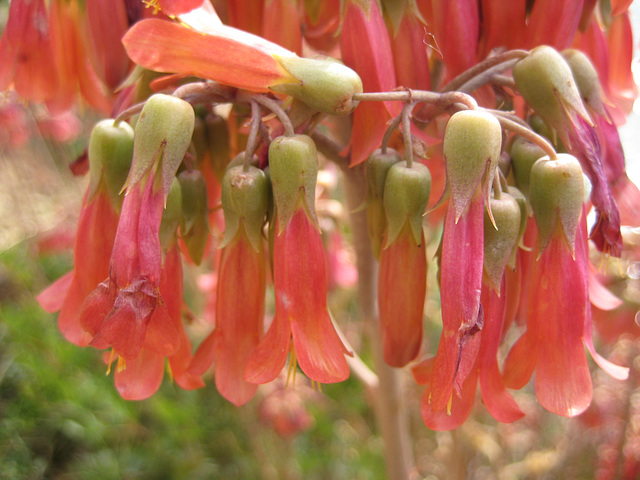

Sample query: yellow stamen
[311,380,323,393]
[105,348,116,375]
[446,395,453,416]
[142,0,162,15]
[286,346,297,388]
[116,355,127,373]
[167,359,174,384]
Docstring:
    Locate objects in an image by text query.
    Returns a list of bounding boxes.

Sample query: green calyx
[127,94,195,199]
[513,46,590,144]
[529,154,585,255]
[365,148,402,259]
[178,170,210,265]
[383,161,431,247]
[271,56,362,116]
[159,178,183,250]
[221,164,269,252]
[509,136,547,198]
[483,192,523,292]
[88,119,134,209]
[443,110,502,221]
[268,134,318,233]
[366,148,402,202]
[562,49,606,117]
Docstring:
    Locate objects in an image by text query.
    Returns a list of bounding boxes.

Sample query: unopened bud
[509,137,547,198]
[271,56,362,115]
[88,119,134,208]
[562,49,606,117]
[383,161,431,247]
[366,148,402,258]
[268,134,318,231]
[221,164,270,252]
[178,169,210,264]
[484,193,522,291]
[513,46,590,143]
[443,110,502,221]
[529,154,585,254]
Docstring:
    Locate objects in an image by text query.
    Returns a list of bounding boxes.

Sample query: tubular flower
[123,1,362,115]
[378,161,431,367]
[0,0,59,103]
[513,45,622,256]
[244,135,350,385]
[421,110,502,412]
[340,0,400,165]
[503,155,628,416]
[78,95,194,371]
[190,164,269,406]
[37,119,134,346]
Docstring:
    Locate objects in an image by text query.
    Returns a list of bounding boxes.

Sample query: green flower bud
[513,46,590,143]
[268,134,318,232]
[484,192,522,292]
[159,177,182,250]
[205,113,231,180]
[88,119,134,208]
[271,56,362,115]
[509,136,547,198]
[221,165,270,252]
[443,110,502,221]
[383,161,431,247]
[128,94,195,198]
[562,49,606,117]
[365,148,402,259]
[178,169,210,265]
[529,154,585,254]
[366,148,402,201]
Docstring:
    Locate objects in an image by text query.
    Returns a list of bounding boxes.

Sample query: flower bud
[268,134,318,231]
[513,46,590,141]
[178,169,210,265]
[88,119,134,207]
[562,49,606,117]
[271,56,362,115]
[366,148,402,259]
[483,192,522,291]
[128,94,195,198]
[529,154,585,254]
[443,110,502,221]
[205,113,231,180]
[159,177,183,250]
[509,137,547,198]
[383,161,431,247]
[221,164,270,252]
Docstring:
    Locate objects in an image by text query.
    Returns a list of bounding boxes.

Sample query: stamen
[116,355,127,373]
[142,0,162,15]
[105,348,115,375]
[446,395,453,416]
[286,346,298,388]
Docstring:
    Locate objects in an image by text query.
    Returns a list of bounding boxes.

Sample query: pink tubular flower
[340,0,400,166]
[37,189,120,346]
[188,163,268,405]
[245,209,350,384]
[244,134,350,385]
[0,0,59,103]
[414,279,523,430]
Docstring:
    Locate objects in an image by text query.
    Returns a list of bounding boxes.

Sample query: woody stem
[342,163,415,480]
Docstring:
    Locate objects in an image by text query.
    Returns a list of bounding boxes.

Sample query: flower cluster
[2,0,636,446]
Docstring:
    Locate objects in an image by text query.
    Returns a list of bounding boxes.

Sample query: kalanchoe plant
[7,0,639,477]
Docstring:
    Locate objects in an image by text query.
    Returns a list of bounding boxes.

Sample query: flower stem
[443,49,529,92]
[486,109,558,160]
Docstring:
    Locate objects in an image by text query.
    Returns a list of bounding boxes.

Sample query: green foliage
[0,242,384,480]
